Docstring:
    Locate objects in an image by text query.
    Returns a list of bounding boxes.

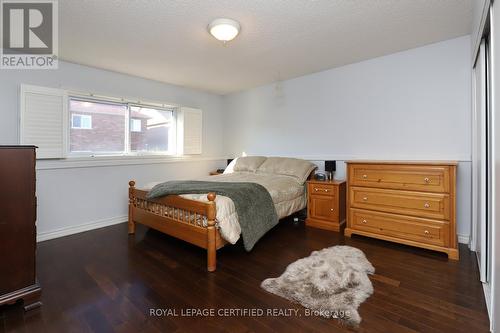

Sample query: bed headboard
[226,156,317,184]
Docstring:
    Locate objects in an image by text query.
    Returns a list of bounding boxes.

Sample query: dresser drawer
[308,183,336,197]
[349,164,451,193]
[350,208,448,247]
[350,186,449,220]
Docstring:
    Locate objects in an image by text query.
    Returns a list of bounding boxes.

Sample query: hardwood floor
[0,218,490,333]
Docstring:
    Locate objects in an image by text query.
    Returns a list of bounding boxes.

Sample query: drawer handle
[424,177,430,183]
[330,208,334,212]
[325,189,329,192]
[362,219,367,224]
[314,188,318,191]
[424,203,430,208]
[424,230,430,235]
[363,197,368,201]
[362,174,368,179]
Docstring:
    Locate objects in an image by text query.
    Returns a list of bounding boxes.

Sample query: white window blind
[20,85,67,159]
[177,107,202,155]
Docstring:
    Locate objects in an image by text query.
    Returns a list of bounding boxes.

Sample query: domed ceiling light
[208,18,240,43]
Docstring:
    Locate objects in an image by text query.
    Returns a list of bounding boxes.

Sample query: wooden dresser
[306,180,346,231]
[344,161,458,259]
[0,146,41,310]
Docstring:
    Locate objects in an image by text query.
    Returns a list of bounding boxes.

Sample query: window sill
[36,155,227,170]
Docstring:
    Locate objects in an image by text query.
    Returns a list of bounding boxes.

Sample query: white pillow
[256,157,317,184]
[223,156,267,174]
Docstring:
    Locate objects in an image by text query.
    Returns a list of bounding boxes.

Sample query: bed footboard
[128,180,225,272]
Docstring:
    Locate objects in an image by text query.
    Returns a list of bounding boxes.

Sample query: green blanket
[147,181,279,251]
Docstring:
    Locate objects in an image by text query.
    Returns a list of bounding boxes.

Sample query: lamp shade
[208,18,240,42]
[325,160,336,172]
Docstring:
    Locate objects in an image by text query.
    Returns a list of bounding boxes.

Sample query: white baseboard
[36,216,473,246]
[458,234,470,244]
[37,215,127,242]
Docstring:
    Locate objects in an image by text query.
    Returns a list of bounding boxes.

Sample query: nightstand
[306,179,346,232]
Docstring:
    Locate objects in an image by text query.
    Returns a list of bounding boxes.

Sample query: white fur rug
[261,246,375,325]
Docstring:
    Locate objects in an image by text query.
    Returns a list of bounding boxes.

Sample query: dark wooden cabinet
[0,146,41,310]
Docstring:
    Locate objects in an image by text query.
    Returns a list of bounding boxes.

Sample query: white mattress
[140,172,307,244]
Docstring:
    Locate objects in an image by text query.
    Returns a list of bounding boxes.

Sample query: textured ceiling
[60,0,472,95]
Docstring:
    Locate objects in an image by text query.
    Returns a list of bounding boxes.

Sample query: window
[130,106,175,153]
[69,99,127,154]
[20,84,203,160]
[130,118,142,132]
[68,97,176,156]
[71,114,92,129]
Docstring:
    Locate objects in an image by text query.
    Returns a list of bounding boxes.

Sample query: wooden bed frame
[128,172,314,272]
[128,181,226,272]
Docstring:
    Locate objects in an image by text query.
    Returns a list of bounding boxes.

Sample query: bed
[128,156,317,272]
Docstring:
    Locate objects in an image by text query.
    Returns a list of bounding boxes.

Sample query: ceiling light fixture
[208,18,240,43]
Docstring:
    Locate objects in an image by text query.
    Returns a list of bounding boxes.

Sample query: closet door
[473,39,491,283]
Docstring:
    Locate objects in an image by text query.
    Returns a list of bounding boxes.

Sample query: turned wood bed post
[128,180,136,235]
[206,192,217,272]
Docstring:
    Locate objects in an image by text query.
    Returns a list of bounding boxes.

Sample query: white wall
[0,37,474,243]
[0,61,226,240]
[223,35,472,241]
[35,159,224,241]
